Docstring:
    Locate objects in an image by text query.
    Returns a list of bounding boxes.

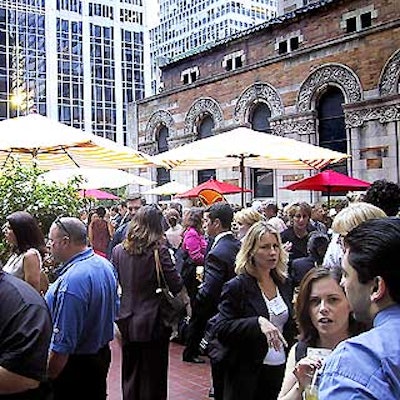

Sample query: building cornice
[137,19,400,106]
[343,94,400,128]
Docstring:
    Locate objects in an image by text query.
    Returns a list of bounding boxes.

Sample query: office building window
[197,115,215,183]
[318,87,347,185]
[275,31,303,54]
[157,125,171,198]
[222,50,245,71]
[181,66,199,84]
[250,102,273,198]
[341,6,377,34]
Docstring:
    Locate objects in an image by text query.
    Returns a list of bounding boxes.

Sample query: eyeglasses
[2,222,11,232]
[128,206,141,212]
[54,217,71,238]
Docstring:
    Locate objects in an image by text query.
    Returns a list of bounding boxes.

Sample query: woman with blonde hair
[214,220,296,400]
[234,208,264,240]
[323,202,387,269]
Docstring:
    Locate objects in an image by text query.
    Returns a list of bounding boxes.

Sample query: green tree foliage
[0,160,84,261]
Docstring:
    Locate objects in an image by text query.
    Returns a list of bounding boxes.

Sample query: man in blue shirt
[319,218,400,399]
[45,217,118,400]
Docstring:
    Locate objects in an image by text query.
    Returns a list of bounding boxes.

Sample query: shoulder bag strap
[154,248,170,291]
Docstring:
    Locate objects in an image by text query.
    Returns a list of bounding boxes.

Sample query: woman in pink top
[180,208,207,302]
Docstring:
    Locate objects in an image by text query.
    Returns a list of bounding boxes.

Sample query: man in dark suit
[183,203,240,364]
[107,195,144,258]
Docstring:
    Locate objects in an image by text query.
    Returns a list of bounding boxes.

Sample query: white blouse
[2,248,42,280]
[261,288,289,366]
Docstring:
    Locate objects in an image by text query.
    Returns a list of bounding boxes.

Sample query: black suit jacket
[112,244,183,342]
[291,255,317,287]
[214,273,296,399]
[197,233,241,310]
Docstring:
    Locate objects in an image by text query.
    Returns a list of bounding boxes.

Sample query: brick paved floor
[107,339,211,400]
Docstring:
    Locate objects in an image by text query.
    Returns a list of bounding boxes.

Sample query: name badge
[268,296,287,315]
[307,347,332,366]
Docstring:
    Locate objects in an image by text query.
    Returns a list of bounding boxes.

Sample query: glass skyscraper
[0,0,148,144]
[150,0,277,93]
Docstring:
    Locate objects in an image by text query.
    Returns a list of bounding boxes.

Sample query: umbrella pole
[240,156,245,208]
[328,188,331,209]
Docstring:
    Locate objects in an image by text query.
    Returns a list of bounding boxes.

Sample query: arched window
[250,103,273,198]
[197,115,215,183]
[157,125,170,197]
[318,86,347,175]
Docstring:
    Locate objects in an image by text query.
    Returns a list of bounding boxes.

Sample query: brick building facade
[135,0,400,205]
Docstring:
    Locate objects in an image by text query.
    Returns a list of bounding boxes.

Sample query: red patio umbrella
[175,178,251,199]
[78,189,120,200]
[282,170,371,206]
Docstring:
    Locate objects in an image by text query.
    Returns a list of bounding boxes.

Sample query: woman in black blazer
[112,205,183,400]
[214,221,296,400]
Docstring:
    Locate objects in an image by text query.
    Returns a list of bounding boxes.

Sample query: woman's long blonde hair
[235,220,288,283]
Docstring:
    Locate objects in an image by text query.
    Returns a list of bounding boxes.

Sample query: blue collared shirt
[45,248,118,354]
[319,305,400,399]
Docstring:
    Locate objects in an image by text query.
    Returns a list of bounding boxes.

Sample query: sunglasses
[128,206,141,211]
[54,216,71,238]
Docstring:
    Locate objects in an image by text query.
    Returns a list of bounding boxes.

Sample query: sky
[146,0,160,29]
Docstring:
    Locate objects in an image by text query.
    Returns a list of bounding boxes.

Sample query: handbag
[200,314,230,364]
[154,248,188,328]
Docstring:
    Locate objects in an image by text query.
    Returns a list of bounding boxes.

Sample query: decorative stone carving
[139,142,158,156]
[379,49,400,97]
[184,97,224,136]
[144,110,175,143]
[345,103,400,128]
[234,82,284,124]
[271,114,316,137]
[297,64,362,113]
[168,133,197,149]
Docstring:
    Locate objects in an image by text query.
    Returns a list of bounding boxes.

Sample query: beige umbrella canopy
[153,127,350,205]
[153,127,349,171]
[0,114,157,170]
[39,168,156,189]
[143,181,190,196]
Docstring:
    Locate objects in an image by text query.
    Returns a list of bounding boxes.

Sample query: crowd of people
[1,179,400,400]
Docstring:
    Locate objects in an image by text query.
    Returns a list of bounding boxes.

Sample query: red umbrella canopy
[78,189,120,200]
[282,170,371,192]
[176,178,251,198]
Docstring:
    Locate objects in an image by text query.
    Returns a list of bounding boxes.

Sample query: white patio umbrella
[0,114,157,170]
[152,127,350,205]
[153,127,349,170]
[39,168,156,189]
[142,181,190,196]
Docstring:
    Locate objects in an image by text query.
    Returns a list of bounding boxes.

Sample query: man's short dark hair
[207,203,234,230]
[363,179,400,216]
[345,217,400,303]
[127,194,141,202]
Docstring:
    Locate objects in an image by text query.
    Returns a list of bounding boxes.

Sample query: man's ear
[370,276,385,302]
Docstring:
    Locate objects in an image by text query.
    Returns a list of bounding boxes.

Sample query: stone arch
[234,82,284,124]
[145,110,174,143]
[379,48,400,96]
[184,97,224,137]
[297,63,362,113]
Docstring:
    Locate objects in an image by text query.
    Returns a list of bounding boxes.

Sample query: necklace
[258,279,277,300]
